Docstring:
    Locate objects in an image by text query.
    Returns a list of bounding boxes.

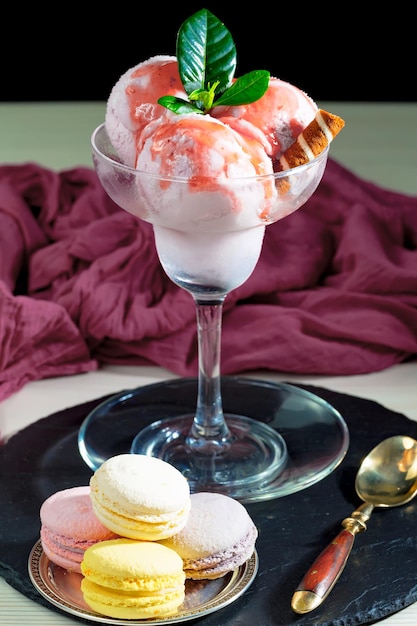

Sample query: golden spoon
[291,435,417,614]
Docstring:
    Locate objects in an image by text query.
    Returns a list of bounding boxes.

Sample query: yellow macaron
[89,454,191,540]
[81,538,185,619]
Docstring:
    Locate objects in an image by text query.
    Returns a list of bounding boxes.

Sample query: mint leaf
[158,8,270,115]
[178,8,236,97]
[214,70,270,107]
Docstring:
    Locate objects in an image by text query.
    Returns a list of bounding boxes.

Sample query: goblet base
[130,414,288,498]
[78,377,349,503]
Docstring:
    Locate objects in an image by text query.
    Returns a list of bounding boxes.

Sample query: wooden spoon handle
[291,503,373,614]
[291,528,355,613]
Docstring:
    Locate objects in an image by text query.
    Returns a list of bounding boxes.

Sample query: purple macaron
[159,491,258,579]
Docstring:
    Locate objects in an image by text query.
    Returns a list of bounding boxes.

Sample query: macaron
[81,538,185,619]
[40,485,119,573]
[159,491,258,579]
[89,454,191,540]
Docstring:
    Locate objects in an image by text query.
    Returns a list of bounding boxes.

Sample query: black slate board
[1,379,417,626]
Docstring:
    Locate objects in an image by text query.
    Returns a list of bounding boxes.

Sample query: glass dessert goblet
[82,123,329,499]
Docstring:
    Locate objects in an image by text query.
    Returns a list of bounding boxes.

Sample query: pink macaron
[159,492,258,579]
[40,485,119,573]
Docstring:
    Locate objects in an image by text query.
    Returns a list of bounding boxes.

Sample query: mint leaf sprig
[158,8,270,115]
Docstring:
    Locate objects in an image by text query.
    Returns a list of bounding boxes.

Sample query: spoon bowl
[292,435,417,614]
[356,435,417,507]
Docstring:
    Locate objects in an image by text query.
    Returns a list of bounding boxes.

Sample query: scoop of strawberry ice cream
[212,77,317,162]
[105,55,186,166]
[102,57,326,232]
[134,111,276,231]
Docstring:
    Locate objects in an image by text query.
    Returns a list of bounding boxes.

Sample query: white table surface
[0,101,416,625]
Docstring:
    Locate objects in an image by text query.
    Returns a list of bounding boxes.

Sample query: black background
[2,3,414,102]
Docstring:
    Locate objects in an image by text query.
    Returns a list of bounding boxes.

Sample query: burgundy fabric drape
[1,159,416,401]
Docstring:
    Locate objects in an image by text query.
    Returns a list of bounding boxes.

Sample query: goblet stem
[187,298,231,446]
[127,275,288,494]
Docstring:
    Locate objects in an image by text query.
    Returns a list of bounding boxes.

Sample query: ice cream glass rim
[91,123,330,184]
